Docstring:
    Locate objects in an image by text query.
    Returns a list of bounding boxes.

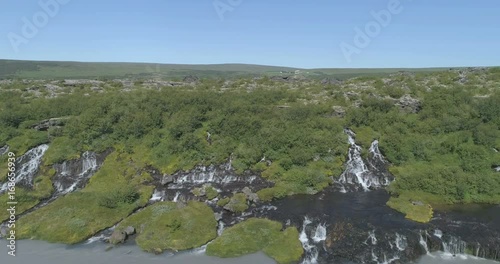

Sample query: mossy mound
[387,193,434,223]
[223,193,248,213]
[116,201,217,253]
[191,184,219,200]
[16,151,154,244]
[206,218,303,264]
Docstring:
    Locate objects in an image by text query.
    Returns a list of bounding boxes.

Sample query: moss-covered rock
[217,197,230,207]
[116,201,217,252]
[223,193,248,213]
[191,184,219,200]
[206,218,303,264]
[387,194,434,223]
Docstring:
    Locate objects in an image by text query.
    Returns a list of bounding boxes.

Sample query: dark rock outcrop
[321,78,342,86]
[30,117,69,131]
[396,94,421,113]
[109,230,127,245]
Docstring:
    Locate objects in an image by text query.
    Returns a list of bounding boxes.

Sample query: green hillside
[0,59,463,80]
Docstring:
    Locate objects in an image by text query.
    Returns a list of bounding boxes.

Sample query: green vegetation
[206,218,303,264]
[223,193,249,213]
[191,184,219,200]
[217,197,230,207]
[0,59,453,80]
[16,151,154,244]
[116,201,217,253]
[386,192,435,223]
[1,66,500,237]
[0,166,55,222]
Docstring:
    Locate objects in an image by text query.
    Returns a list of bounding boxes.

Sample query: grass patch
[206,218,303,264]
[386,192,434,223]
[116,201,217,253]
[42,136,80,165]
[217,197,230,207]
[16,151,154,244]
[223,193,248,213]
[6,130,48,155]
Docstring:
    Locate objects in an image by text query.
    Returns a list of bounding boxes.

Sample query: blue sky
[0,0,499,68]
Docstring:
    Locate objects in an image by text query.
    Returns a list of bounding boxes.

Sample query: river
[1,190,498,263]
[0,239,498,264]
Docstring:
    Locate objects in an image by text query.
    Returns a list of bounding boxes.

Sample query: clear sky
[0,0,499,68]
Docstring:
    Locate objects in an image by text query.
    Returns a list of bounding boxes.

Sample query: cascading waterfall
[433,229,443,239]
[150,189,164,202]
[171,163,258,186]
[172,192,181,202]
[442,236,467,256]
[338,129,371,191]
[395,233,407,251]
[53,151,99,194]
[299,217,319,264]
[0,144,49,193]
[337,129,393,191]
[217,221,225,236]
[419,231,430,255]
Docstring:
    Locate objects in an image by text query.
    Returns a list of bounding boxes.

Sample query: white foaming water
[418,252,497,264]
[364,230,377,245]
[419,232,431,255]
[338,129,392,191]
[312,223,327,243]
[0,144,49,193]
[150,189,164,202]
[217,221,225,236]
[85,234,107,245]
[172,164,258,186]
[54,151,98,194]
[173,192,181,202]
[494,166,500,172]
[369,140,385,163]
[300,217,319,264]
[395,233,407,251]
[433,229,443,239]
[442,236,467,256]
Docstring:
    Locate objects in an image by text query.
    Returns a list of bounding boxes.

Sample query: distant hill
[0,59,476,80]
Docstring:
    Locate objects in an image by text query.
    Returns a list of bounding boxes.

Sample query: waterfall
[0,144,49,193]
[338,129,392,191]
[312,223,327,243]
[300,216,319,264]
[53,151,99,194]
[217,221,225,236]
[172,164,258,186]
[419,232,430,255]
[369,140,385,163]
[442,236,467,256]
[173,192,181,202]
[433,229,443,239]
[150,189,164,202]
[395,233,407,251]
[339,129,370,191]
